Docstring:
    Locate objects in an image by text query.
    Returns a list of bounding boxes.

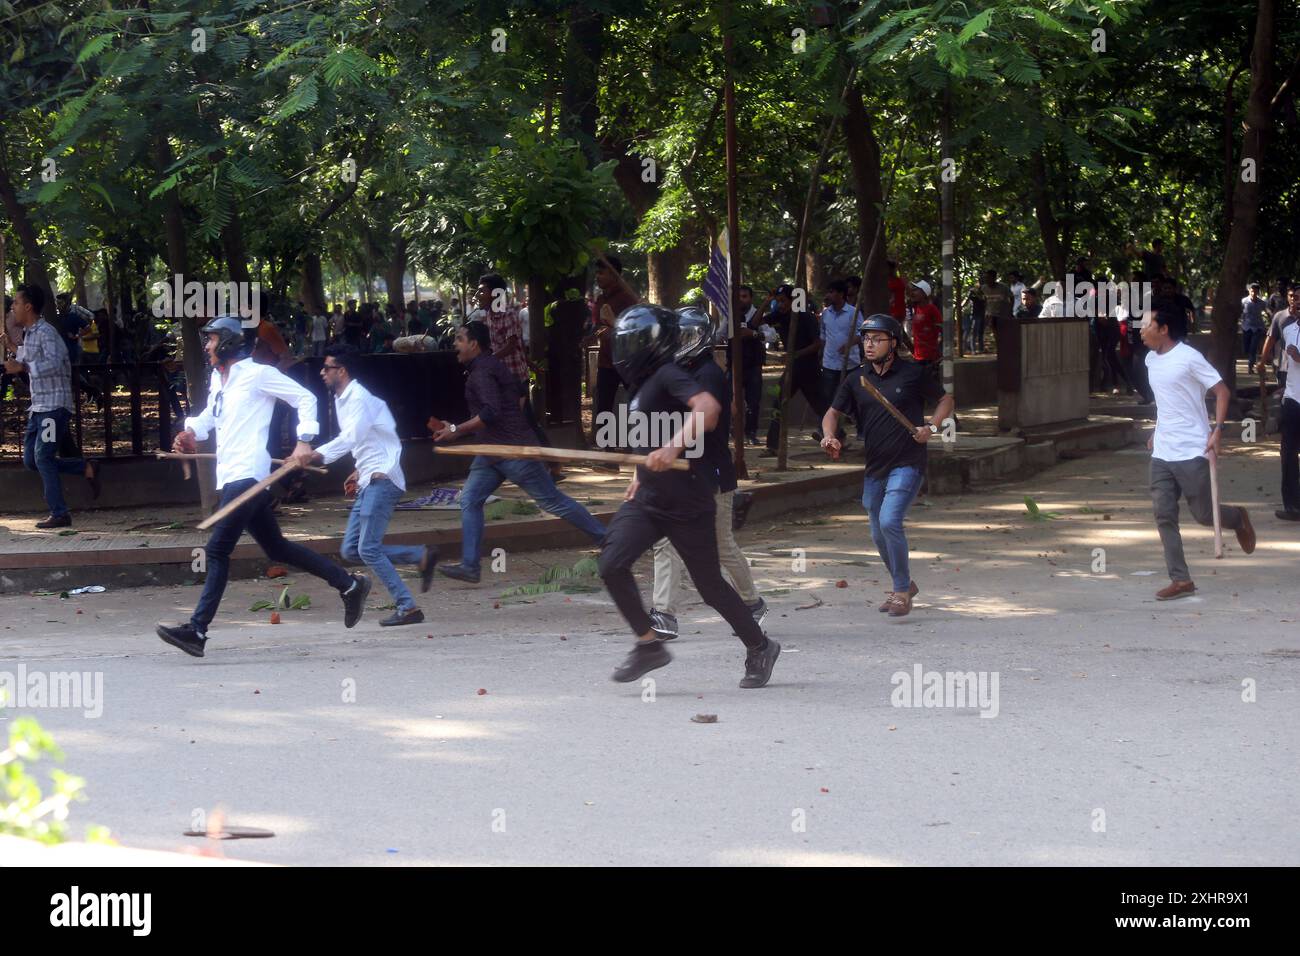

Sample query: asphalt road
[2,443,1295,865]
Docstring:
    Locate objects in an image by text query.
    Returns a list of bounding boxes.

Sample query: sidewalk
[0,408,1144,593]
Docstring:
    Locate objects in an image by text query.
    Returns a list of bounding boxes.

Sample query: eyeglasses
[213,390,224,418]
[862,335,893,345]
[322,362,341,370]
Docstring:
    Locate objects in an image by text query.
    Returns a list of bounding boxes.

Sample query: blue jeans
[23,408,84,518]
[340,478,422,613]
[459,457,606,570]
[191,477,353,633]
[862,465,924,592]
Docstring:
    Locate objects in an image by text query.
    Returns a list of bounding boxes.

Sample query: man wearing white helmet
[156,316,371,658]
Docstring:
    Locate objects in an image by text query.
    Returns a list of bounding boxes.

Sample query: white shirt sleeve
[1189,348,1222,391]
[255,364,320,438]
[185,370,220,441]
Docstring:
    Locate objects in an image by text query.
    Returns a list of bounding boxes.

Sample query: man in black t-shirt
[598,305,779,689]
[649,309,766,639]
[822,314,953,618]
[764,283,828,452]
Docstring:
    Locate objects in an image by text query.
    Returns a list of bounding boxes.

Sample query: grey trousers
[652,490,759,616]
[1150,456,1243,582]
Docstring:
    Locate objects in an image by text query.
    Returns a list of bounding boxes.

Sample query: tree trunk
[384,234,407,314]
[299,250,328,315]
[0,145,57,322]
[1210,0,1277,397]
[221,214,252,285]
[1029,146,1066,283]
[841,84,891,315]
[153,135,215,510]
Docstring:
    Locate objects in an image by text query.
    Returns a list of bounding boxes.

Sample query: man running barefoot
[821,314,953,617]
[292,345,437,627]
[1142,305,1255,600]
[598,305,779,689]
[156,317,370,657]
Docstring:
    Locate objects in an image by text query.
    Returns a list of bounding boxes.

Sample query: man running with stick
[648,308,767,640]
[820,314,953,618]
[1141,305,1254,601]
[433,321,606,583]
[156,317,371,657]
[291,345,438,627]
[598,305,779,688]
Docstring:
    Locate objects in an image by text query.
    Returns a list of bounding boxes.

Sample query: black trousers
[595,366,622,421]
[1281,397,1300,513]
[742,363,763,438]
[191,477,353,633]
[1129,337,1154,403]
[598,497,765,648]
[766,370,831,449]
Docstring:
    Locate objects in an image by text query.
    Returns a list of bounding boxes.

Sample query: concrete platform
[0,412,1142,594]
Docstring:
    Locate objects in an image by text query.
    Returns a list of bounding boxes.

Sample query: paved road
[2,444,1295,865]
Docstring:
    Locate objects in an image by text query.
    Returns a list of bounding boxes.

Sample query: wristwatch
[927,423,939,434]
[449,422,458,434]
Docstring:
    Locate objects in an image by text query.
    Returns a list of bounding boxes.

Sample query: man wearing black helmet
[600,305,780,688]
[649,308,767,640]
[156,316,372,658]
[820,314,953,618]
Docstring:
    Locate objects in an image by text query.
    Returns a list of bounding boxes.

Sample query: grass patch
[485,499,541,520]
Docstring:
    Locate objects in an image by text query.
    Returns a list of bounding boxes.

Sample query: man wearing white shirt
[294,345,437,626]
[156,317,370,657]
[1143,305,1254,601]
[1274,297,1300,520]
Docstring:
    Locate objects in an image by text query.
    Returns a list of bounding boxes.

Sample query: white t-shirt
[1146,342,1221,462]
[1284,323,1300,405]
[311,315,328,342]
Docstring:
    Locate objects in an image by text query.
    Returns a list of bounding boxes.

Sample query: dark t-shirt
[464,353,532,445]
[773,310,821,379]
[689,357,736,493]
[833,357,945,479]
[630,362,717,513]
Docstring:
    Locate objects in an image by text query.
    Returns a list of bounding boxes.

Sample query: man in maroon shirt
[434,322,606,583]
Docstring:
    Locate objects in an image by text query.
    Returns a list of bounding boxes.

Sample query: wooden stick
[433,442,690,471]
[1209,448,1223,559]
[859,375,921,435]
[196,461,302,531]
[156,451,327,475]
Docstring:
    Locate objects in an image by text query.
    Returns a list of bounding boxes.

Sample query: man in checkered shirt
[470,273,554,454]
[4,284,100,528]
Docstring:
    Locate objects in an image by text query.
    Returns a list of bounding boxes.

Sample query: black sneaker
[739,638,780,689]
[746,597,769,627]
[438,562,481,584]
[612,640,673,682]
[380,607,425,627]
[157,623,207,658]
[649,609,678,641]
[1276,510,1300,521]
[419,544,439,593]
[35,513,71,529]
[341,573,371,628]
[732,491,755,530]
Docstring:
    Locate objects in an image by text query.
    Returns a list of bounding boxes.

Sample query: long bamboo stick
[433,443,690,472]
[196,461,301,531]
[156,451,327,475]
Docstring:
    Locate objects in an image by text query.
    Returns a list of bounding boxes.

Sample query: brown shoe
[1156,580,1196,601]
[887,591,913,617]
[878,581,918,612]
[1235,509,1256,554]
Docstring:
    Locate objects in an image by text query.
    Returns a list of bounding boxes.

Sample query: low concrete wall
[953,356,997,407]
[0,426,584,514]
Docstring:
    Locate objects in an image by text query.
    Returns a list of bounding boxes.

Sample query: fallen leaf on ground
[691,714,717,724]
